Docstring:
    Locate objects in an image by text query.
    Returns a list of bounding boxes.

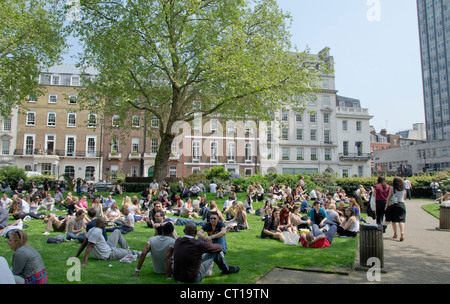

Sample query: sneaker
[222,266,240,275]
[206,264,214,276]
[43,232,50,235]
[23,216,31,221]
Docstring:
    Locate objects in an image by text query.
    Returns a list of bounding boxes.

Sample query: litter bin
[358,223,384,269]
[439,205,450,230]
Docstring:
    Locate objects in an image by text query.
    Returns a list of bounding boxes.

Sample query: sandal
[393,233,398,239]
[399,234,404,242]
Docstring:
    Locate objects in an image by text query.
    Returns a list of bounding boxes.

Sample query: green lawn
[0,191,358,284]
[422,202,441,219]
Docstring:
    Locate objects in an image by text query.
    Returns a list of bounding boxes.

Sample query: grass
[422,202,441,219]
[0,191,359,284]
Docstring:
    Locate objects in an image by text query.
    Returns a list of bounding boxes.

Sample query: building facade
[417,0,450,140]
[0,107,18,169]
[14,64,102,181]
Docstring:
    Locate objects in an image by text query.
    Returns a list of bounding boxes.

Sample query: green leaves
[0,0,67,118]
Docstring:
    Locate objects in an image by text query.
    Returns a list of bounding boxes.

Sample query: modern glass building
[417,0,450,140]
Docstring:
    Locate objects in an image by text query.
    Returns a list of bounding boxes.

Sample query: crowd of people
[0,174,435,284]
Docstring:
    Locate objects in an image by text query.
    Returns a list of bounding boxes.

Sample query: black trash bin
[439,205,450,230]
[357,223,386,271]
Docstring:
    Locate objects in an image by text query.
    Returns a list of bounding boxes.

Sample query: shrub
[0,166,27,189]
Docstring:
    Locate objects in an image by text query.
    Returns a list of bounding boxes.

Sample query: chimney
[380,129,387,136]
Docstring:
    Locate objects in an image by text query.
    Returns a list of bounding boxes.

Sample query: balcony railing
[14,149,102,158]
[339,153,370,160]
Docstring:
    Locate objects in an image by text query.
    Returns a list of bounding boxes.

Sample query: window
[324,130,331,144]
[343,141,349,156]
[112,115,120,127]
[41,163,52,175]
[171,141,178,156]
[66,136,76,156]
[132,138,140,154]
[85,166,96,181]
[49,94,57,104]
[310,129,317,141]
[210,119,218,133]
[325,148,331,160]
[45,135,55,153]
[26,111,36,126]
[282,147,290,160]
[310,113,316,123]
[169,166,177,178]
[245,168,252,176]
[130,166,139,177]
[282,128,289,140]
[47,112,56,127]
[132,116,140,128]
[311,148,317,160]
[110,165,119,180]
[356,141,363,156]
[210,141,218,161]
[295,112,302,122]
[245,143,252,162]
[28,95,37,103]
[296,129,303,141]
[296,148,304,160]
[342,169,349,178]
[3,118,11,131]
[323,114,330,124]
[267,147,273,159]
[68,95,78,104]
[192,141,200,161]
[151,116,159,128]
[1,140,10,155]
[64,166,75,178]
[71,77,80,86]
[51,76,60,85]
[151,138,158,154]
[227,142,236,162]
[24,135,35,155]
[88,113,97,128]
[342,120,348,131]
[67,113,76,127]
[245,121,254,135]
[86,136,96,156]
[111,137,119,153]
[267,127,273,143]
[358,166,364,177]
[356,121,362,132]
[227,121,236,134]
[323,96,330,106]
[282,111,289,122]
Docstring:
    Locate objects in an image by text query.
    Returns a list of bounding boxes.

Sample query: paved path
[255,200,450,284]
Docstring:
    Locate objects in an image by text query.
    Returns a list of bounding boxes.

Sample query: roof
[41,63,98,76]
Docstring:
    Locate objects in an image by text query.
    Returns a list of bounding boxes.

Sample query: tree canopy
[0,0,67,118]
[69,0,333,180]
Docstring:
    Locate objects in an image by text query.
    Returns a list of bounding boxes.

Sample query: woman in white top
[1,194,12,209]
[386,177,407,241]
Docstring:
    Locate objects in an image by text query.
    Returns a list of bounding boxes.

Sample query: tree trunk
[153,131,176,183]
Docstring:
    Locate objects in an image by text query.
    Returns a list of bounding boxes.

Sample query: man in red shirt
[172,221,239,283]
[300,224,337,248]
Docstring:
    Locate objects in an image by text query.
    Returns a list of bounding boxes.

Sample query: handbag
[389,187,398,205]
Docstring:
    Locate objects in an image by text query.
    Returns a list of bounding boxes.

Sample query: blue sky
[64,0,424,134]
[276,0,424,133]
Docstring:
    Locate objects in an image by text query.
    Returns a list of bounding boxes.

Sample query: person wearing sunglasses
[197,211,227,254]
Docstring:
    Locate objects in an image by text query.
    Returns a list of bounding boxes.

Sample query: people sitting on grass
[261,207,293,242]
[66,209,87,241]
[180,197,201,219]
[308,200,328,228]
[300,224,338,249]
[42,214,72,236]
[224,202,249,231]
[74,217,140,267]
[7,230,48,284]
[105,207,134,234]
[197,211,228,253]
[134,221,176,279]
[336,207,359,238]
[103,202,121,225]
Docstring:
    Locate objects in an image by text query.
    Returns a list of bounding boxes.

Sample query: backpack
[47,234,66,244]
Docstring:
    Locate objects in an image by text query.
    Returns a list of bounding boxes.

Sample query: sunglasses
[210,217,218,220]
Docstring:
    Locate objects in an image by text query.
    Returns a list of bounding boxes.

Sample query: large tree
[0,0,67,118]
[69,0,332,182]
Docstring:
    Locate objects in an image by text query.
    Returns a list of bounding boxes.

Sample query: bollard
[355,223,387,272]
[439,205,450,230]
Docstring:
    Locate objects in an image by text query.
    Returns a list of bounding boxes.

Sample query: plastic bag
[283,231,300,246]
[120,253,137,264]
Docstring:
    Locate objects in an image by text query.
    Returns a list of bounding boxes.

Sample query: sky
[275,0,424,134]
[63,0,424,134]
